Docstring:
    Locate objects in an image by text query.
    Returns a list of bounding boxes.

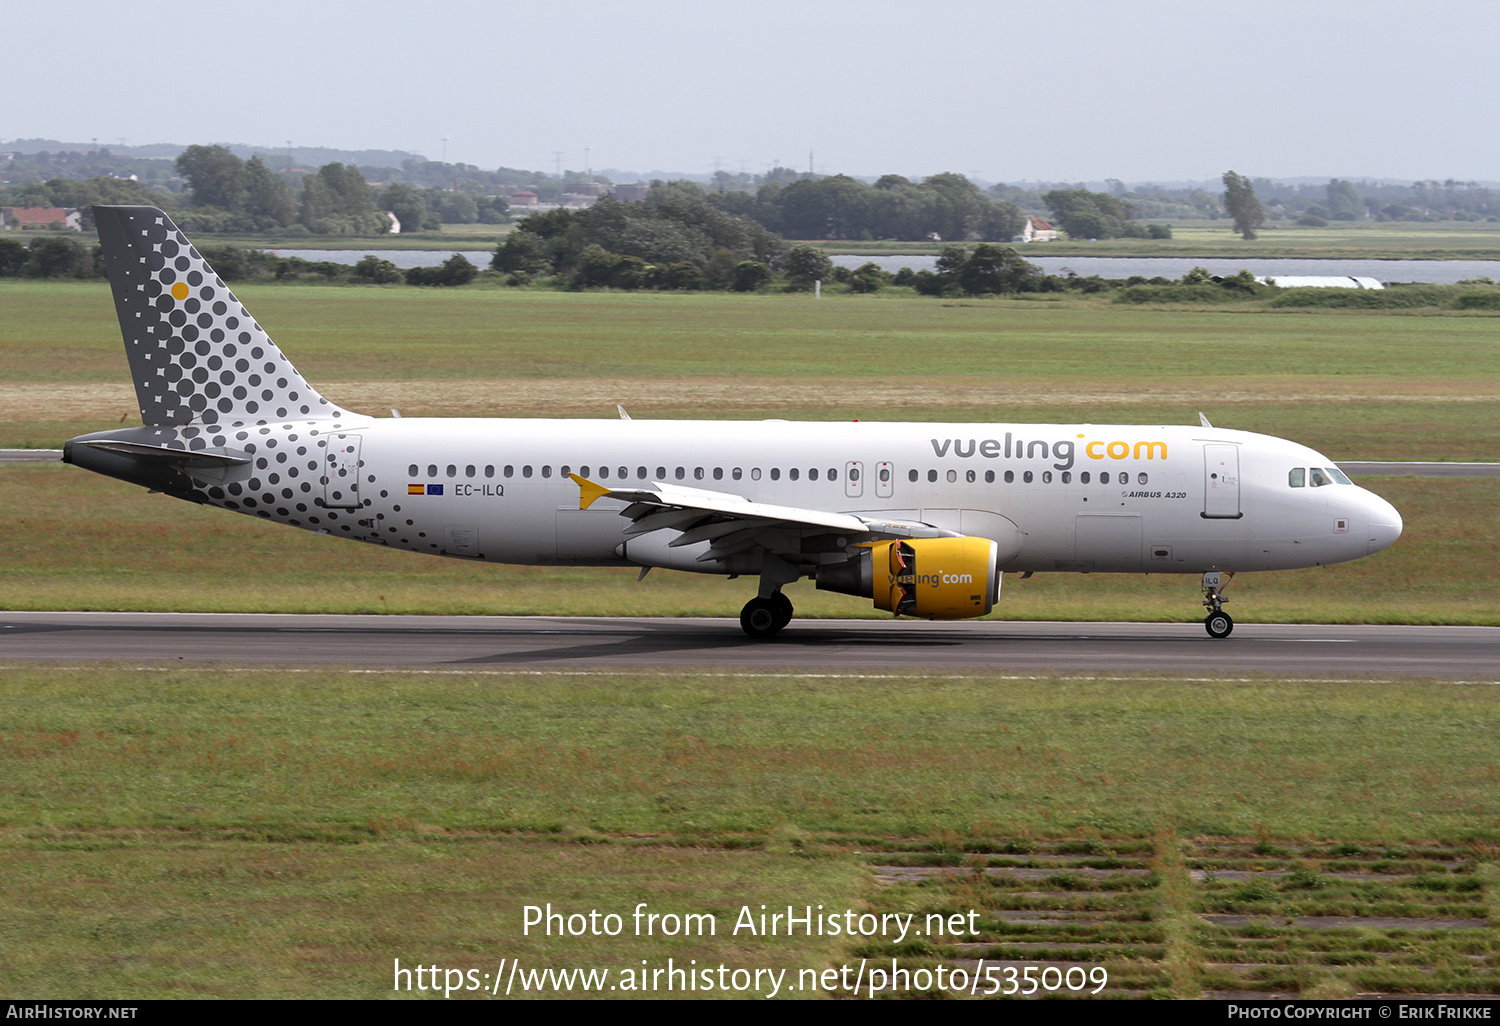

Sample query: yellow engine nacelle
[815,536,1001,619]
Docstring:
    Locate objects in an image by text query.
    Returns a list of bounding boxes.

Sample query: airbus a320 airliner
[63,206,1403,639]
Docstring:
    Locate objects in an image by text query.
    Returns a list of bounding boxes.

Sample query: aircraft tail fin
[93,205,347,428]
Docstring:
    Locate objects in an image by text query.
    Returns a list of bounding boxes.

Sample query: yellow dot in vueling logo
[171,282,189,301]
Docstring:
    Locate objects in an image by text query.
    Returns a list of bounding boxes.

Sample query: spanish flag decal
[408,484,424,495]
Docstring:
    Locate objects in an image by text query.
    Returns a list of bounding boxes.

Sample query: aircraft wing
[570,474,954,565]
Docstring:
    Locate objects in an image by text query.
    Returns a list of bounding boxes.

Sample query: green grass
[3,280,1498,458]
[7,280,1499,386]
[0,667,1494,997]
[816,221,1500,260]
[2,666,1494,845]
[200,224,510,251]
[0,467,1490,623]
[0,828,862,999]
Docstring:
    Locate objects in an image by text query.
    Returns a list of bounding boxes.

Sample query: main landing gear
[1202,570,1234,639]
[741,592,794,640]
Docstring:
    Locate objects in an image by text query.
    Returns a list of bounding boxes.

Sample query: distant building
[559,181,608,209]
[1018,215,1057,243]
[612,182,649,202]
[508,191,538,208]
[1,206,81,231]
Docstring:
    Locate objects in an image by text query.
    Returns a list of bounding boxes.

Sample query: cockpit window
[1309,467,1333,487]
[1288,468,1305,488]
[1327,467,1353,485]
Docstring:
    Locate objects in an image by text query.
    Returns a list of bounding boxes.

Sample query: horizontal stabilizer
[72,439,251,466]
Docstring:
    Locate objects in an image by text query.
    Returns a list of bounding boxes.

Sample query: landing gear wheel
[741,597,786,640]
[1205,611,1234,639]
[771,593,794,631]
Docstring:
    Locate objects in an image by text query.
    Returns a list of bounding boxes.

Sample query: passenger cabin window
[1004,471,1014,483]
[1289,468,1306,487]
[770,468,780,481]
[908,469,918,483]
[408,464,418,477]
[1081,471,1090,484]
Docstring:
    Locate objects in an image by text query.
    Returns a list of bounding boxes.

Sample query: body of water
[830,254,1500,285]
[263,248,1500,285]
[262,249,479,270]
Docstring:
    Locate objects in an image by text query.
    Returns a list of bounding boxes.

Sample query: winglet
[569,473,612,510]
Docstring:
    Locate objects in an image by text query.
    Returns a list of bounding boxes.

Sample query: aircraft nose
[1365,492,1403,555]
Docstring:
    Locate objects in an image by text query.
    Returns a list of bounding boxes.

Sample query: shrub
[352,255,402,284]
[1268,285,1451,309]
[405,254,477,287]
[1114,284,1259,304]
[731,260,772,292]
[1453,290,1500,310]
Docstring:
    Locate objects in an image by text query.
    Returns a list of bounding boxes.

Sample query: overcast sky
[10,0,1496,183]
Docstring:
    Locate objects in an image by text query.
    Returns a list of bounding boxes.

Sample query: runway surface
[2,612,1495,679]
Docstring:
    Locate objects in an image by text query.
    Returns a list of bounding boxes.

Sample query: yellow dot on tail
[171,282,189,301]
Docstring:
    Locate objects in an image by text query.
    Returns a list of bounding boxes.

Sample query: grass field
[819,221,1500,261]
[2,277,1497,999]
[3,281,1498,459]
[0,668,1495,998]
[1,466,1494,624]
[203,222,510,251]
[2,280,1496,622]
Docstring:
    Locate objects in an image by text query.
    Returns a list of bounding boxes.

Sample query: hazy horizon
[9,0,1496,184]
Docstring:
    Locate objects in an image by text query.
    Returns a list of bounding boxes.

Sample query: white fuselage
[199,416,1402,576]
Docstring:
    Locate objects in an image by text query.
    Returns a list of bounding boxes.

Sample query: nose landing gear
[1202,571,1234,638]
[741,592,794,639]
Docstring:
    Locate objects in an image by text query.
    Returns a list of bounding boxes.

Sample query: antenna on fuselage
[1199,412,1213,428]
[617,405,631,420]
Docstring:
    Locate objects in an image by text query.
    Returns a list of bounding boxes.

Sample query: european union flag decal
[427,484,444,495]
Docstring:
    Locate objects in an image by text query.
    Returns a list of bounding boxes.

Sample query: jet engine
[815,537,1001,619]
